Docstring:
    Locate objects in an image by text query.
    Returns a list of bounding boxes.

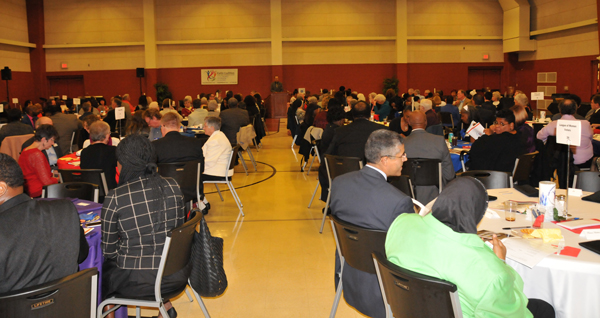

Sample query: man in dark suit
[330,130,414,318]
[404,111,456,204]
[0,108,34,145]
[21,103,41,129]
[0,153,88,294]
[588,94,600,125]
[152,112,207,211]
[21,117,63,167]
[47,104,82,154]
[219,97,250,145]
[325,101,384,162]
[474,94,496,128]
[80,121,118,190]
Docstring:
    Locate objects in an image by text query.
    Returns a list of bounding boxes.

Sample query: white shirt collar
[366,165,387,180]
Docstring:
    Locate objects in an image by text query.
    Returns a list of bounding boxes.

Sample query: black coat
[0,194,87,294]
[325,118,385,163]
[80,143,118,190]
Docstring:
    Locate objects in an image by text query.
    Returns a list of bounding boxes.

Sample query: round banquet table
[480,188,600,318]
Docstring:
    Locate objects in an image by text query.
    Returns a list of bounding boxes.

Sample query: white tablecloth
[480,188,600,318]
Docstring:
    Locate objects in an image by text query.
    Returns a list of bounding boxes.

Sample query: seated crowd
[3,82,596,317]
[286,84,600,317]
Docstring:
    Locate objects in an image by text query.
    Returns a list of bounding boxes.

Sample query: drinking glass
[505,201,517,222]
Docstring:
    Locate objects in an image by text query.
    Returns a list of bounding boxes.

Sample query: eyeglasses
[384,152,407,160]
[493,121,508,126]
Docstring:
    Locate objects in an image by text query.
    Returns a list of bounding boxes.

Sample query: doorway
[467,67,502,91]
[47,76,85,98]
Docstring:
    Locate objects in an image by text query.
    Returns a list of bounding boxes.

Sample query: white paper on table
[580,229,600,240]
[485,208,501,219]
[556,120,581,147]
[503,237,558,268]
[568,188,582,197]
[466,121,485,140]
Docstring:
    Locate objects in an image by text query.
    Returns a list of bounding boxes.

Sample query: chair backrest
[58,169,108,198]
[512,151,538,182]
[574,171,600,192]
[372,252,461,318]
[155,213,202,300]
[0,267,98,318]
[459,170,510,189]
[0,134,34,161]
[388,175,415,198]
[330,214,387,274]
[236,124,256,150]
[157,160,202,203]
[440,112,454,128]
[228,145,241,172]
[324,154,363,182]
[402,158,442,191]
[425,124,444,136]
[42,182,99,203]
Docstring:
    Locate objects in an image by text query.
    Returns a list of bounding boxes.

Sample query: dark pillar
[26,0,47,101]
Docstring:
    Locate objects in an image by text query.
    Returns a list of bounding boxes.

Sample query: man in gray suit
[404,111,455,204]
[330,130,414,318]
[47,104,82,154]
[219,97,249,145]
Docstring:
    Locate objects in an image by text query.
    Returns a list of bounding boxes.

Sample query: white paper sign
[62,95,67,100]
[115,107,126,120]
[531,92,545,101]
[73,98,81,105]
[12,98,18,104]
[556,119,581,147]
[299,88,306,94]
[0,104,3,113]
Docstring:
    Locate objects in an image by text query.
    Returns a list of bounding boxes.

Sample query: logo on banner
[206,70,217,82]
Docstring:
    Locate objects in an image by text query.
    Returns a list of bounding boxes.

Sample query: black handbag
[189,211,228,297]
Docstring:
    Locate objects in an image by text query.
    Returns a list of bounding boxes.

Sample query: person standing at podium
[270,75,284,92]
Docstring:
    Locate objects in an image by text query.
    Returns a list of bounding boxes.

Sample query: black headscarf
[431,177,488,234]
[116,135,166,229]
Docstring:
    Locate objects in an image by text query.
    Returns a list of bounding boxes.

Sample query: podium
[265,92,289,118]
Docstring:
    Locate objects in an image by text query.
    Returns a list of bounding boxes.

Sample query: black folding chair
[42,182,100,202]
[574,171,600,192]
[372,252,462,318]
[402,158,443,197]
[158,160,203,209]
[59,169,109,202]
[459,170,510,189]
[98,213,210,318]
[511,151,539,185]
[0,268,98,318]
[319,155,363,233]
[440,112,454,136]
[388,175,415,198]
[329,215,387,318]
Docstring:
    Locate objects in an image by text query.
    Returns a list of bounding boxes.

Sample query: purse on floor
[189,210,228,297]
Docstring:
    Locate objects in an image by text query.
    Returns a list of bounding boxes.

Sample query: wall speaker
[1,67,11,81]
[136,68,145,78]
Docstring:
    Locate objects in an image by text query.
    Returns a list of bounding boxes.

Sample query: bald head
[408,110,427,129]
[36,116,53,128]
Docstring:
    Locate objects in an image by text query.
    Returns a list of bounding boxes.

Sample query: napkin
[521,229,563,243]
[485,208,501,219]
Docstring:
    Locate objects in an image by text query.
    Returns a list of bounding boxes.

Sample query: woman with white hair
[513,93,533,120]
[373,94,391,122]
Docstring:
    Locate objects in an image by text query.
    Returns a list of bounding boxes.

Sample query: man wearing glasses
[469,109,527,172]
[329,130,414,318]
